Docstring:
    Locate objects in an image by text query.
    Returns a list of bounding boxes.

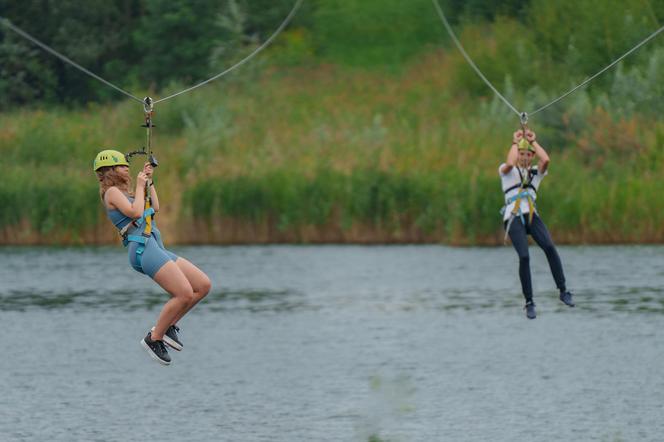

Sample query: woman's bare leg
[170,258,212,325]
[151,261,195,340]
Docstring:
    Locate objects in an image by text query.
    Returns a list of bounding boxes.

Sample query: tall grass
[183,168,502,243]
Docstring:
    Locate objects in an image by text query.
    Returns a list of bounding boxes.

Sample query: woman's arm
[500,131,521,174]
[527,130,550,174]
[105,173,147,218]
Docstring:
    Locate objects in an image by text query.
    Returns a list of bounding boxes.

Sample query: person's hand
[513,130,524,144]
[143,162,153,179]
[525,130,536,143]
[137,171,148,188]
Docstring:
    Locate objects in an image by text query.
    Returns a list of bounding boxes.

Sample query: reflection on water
[2,285,664,314]
[0,288,307,312]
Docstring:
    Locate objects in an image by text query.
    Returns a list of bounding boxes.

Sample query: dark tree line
[4,0,661,109]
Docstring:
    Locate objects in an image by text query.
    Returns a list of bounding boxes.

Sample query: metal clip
[148,153,158,168]
[519,112,528,126]
[140,96,158,167]
[143,96,153,114]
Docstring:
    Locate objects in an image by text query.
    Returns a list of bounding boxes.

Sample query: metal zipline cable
[0,17,144,104]
[431,0,521,118]
[154,0,303,104]
[0,0,303,105]
[431,0,664,121]
[529,23,664,116]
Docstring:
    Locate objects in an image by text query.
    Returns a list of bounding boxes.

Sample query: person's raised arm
[105,171,147,218]
[526,130,550,174]
[500,130,521,175]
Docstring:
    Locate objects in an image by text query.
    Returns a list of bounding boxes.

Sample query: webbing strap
[134,207,155,227]
[126,234,149,270]
[504,183,536,195]
[126,235,148,245]
[144,198,153,235]
[118,207,155,237]
[505,191,534,205]
[135,244,145,268]
[511,192,535,224]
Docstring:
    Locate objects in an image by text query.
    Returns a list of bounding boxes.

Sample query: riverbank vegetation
[1,0,663,244]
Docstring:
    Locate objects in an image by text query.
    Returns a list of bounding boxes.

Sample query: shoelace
[155,340,168,354]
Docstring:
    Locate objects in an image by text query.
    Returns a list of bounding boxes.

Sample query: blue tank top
[105,193,135,231]
[105,192,159,237]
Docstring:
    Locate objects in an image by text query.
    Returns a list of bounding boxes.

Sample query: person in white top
[499,129,575,319]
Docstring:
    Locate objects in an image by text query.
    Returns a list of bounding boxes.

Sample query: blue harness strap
[121,208,156,269]
[134,208,155,227]
[505,190,532,205]
[500,190,536,225]
[126,234,148,267]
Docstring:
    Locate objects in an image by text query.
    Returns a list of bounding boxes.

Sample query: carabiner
[143,96,154,114]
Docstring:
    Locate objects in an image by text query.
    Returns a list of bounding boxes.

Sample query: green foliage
[0,166,98,238]
[133,0,224,88]
[2,1,664,243]
[0,35,58,107]
[2,0,662,107]
[610,48,664,117]
[311,0,445,66]
[183,168,503,240]
[0,0,142,106]
[526,0,663,93]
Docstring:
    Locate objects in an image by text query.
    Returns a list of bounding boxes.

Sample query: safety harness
[117,206,155,268]
[502,166,538,244]
[501,167,537,224]
[502,118,543,243]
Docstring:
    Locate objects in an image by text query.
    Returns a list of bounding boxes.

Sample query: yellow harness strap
[514,192,534,224]
[510,170,536,224]
[143,186,153,235]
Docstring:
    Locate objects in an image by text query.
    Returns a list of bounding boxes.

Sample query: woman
[93,150,211,364]
[499,130,575,319]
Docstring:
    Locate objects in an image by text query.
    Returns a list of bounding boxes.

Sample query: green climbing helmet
[93,149,129,172]
[517,138,534,152]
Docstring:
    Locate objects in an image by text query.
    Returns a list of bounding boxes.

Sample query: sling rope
[142,97,155,236]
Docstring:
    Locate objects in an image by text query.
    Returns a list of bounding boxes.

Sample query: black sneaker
[164,325,183,351]
[140,332,171,365]
[524,301,536,319]
[559,291,575,307]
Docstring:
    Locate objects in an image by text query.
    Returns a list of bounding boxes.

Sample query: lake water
[1,245,663,441]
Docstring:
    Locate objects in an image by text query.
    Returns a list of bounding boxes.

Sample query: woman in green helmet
[93,149,211,365]
[499,129,575,319]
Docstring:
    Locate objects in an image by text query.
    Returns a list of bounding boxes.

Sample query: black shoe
[163,325,183,351]
[141,332,171,365]
[559,291,575,307]
[524,301,536,319]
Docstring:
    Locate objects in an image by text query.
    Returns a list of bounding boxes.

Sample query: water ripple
[0,288,307,313]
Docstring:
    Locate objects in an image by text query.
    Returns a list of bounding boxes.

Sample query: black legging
[506,213,567,302]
